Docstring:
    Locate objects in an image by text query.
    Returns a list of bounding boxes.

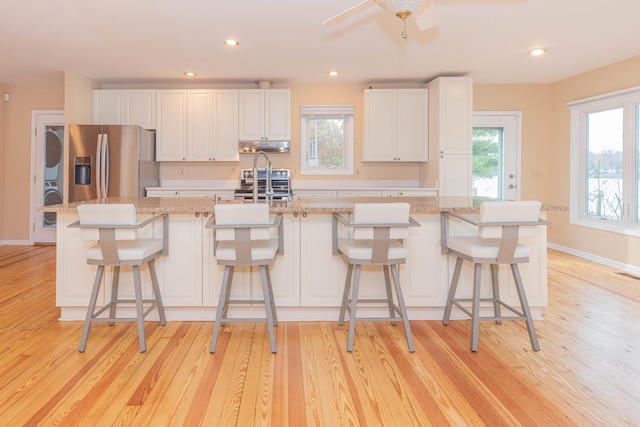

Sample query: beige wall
[0,84,64,242]
[0,83,7,240]
[547,56,640,266]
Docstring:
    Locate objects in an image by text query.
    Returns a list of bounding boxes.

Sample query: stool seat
[337,239,407,261]
[214,239,279,262]
[446,237,530,260]
[86,239,165,262]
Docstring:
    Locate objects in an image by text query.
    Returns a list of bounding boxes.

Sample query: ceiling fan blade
[414,0,440,31]
[322,0,375,26]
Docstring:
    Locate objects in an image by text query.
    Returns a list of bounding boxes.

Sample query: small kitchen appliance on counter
[234,168,293,201]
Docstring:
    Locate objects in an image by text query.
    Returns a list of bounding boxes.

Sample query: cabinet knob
[195,212,200,217]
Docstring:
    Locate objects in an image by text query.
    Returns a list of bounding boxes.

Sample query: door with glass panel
[472,112,520,200]
[32,111,64,243]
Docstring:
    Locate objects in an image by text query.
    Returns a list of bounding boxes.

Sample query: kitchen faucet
[253,151,273,203]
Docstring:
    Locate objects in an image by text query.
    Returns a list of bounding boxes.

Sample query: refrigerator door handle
[103,134,109,197]
[96,134,103,198]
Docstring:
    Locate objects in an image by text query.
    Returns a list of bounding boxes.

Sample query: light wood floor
[1,246,639,426]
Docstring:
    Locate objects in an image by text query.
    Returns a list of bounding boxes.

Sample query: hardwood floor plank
[1,246,640,425]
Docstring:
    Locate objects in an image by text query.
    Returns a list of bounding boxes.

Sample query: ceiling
[2,0,640,87]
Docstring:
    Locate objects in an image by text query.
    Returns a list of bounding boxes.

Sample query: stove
[234,168,293,201]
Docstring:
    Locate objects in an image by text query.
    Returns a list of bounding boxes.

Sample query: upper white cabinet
[92,89,156,129]
[425,77,473,197]
[156,89,239,162]
[156,90,188,161]
[363,88,428,162]
[239,89,291,141]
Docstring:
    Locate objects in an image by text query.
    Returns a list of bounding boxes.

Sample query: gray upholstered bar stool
[72,204,168,353]
[442,200,548,352]
[332,203,420,352]
[206,203,283,353]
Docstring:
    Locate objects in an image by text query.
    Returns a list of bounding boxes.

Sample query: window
[569,87,640,234]
[473,113,521,200]
[300,105,354,175]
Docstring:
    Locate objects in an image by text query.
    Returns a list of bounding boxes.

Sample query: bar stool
[72,204,168,353]
[442,200,547,352]
[332,203,420,352]
[206,203,283,353]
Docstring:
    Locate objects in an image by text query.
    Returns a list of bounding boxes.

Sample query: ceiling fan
[322,0,440,39]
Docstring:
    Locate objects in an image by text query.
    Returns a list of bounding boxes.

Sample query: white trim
[566,85,640,108]
[0,240,32,246]
[548,242,640,277]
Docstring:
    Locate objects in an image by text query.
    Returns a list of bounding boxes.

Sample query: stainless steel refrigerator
[68,124,159,202]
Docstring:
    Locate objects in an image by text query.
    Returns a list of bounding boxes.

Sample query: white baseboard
[547,242,640,277]
[0,240,31,246]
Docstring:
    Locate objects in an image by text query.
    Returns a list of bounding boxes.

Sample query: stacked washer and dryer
[43,126,64,227]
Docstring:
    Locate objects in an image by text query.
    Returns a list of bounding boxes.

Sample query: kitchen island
[44,196,558,321]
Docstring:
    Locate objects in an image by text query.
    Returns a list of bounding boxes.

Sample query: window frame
[300,105,354,176]
[569,86,640,236]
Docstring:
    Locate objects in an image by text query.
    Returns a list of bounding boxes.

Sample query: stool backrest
[352,203,410,240]
[77,204,138,240]
[214,204,271,241]
[478,201,542,239]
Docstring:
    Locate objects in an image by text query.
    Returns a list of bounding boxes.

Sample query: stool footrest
[450,298,526,321]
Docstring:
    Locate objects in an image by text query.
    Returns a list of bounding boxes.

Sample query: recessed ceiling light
[224,39,239,47]
[529,48,546,56]
[184,72,197,77]
[327,70,339,77]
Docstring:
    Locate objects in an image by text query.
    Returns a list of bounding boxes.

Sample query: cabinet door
[363,89,397,161]
[156,90,187,161]
[439,155,472,198]
[265,89,291,140]
[336,190,381,197]
[125,90,156,129]
[93,90,125,124]
[440,78,472,155]
[153,213,203,306]
[212,90,239,161]
[188,90,213,161]
[238,89,264,141]
[300,214,348,306]
[396,89,428,161]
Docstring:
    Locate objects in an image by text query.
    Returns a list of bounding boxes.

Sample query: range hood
[239,140,290,154]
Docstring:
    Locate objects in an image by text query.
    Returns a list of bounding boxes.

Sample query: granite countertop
[40,196,568,215]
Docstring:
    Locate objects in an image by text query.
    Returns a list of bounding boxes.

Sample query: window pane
[472,127,502,199]
[636,105,640,223]
[306,117,345,168]
[585,108,623,221]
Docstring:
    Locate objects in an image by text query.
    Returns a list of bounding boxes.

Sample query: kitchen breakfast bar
[45,196,554,322]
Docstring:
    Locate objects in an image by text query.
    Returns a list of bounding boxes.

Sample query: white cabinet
[295,190,337,198]
[93,89,156,129]
[156,90,188,161]
[382,190,438,197]
[146,189,180,197]
[239,89,291,141]
[336,190,382,197]
[363,88,428,162]
[425,77,473,197]
[156,89,239,162]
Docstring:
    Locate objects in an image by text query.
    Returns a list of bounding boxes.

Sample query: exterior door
[472,112,521,200]
[31,110,64,243]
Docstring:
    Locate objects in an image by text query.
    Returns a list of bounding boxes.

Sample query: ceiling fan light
[375,0,427,16]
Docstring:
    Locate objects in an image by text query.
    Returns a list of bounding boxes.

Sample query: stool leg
[109,266,120,326]
[339,264,353,326]
[79,265,105,352]
[383,265,397,326]
[511,264,540,351]
[391,265,415,352]
[221,267,234,326]
[148,259,166,325]
[443,257,463,324]
[264,266,278,326]
[490,264,502,325]
[470,263,482,352]
[260,265,277,353]
[210,265,232,353]
[133,265,147,353]
[347,265,361,352]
